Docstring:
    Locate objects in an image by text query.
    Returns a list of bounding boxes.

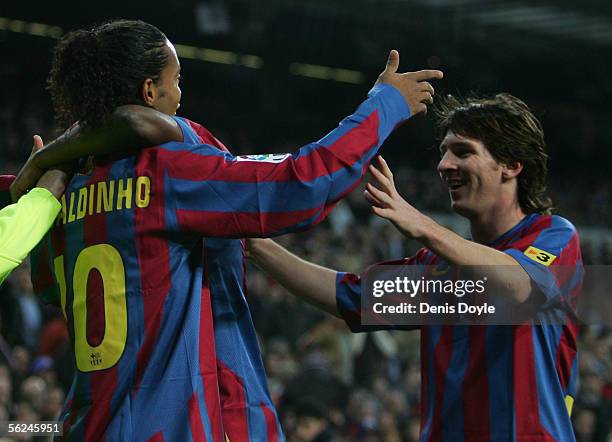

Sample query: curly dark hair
[47,19,169,130]
[435,93,553,214]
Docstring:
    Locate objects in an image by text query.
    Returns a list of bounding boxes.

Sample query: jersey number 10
[53,244,128,372]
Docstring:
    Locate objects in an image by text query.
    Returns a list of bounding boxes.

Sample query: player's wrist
[368,83,411,117]
[411,214,438,244]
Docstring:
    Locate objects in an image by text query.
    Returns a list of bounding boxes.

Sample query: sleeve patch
[235,154,290,163]
[524,246,557,266]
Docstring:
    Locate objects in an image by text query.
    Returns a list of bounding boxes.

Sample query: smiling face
[437,130,517,218]
[434,94,552,216]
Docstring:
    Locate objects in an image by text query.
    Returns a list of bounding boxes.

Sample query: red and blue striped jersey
[336,213,583,442]
[179,121,283,440]
[32,83,410,441]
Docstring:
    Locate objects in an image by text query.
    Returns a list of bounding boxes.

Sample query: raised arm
[11,105,181,201]
[163,54,442,238]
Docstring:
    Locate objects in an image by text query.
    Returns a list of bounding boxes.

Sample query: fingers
[404,73,440,116]
[384,49,400,74]
[413,69,444,81]
[372,205,391,220]
[364,189,383,207]
[420,81,434,95]
[368,163,394,195]
[411,102,428,115]
[375,58,443,117]
[412,91,433,115]
[376,156,394,183]
[414,79,434,103]
[366,182,393,206]
[420,92,434,105]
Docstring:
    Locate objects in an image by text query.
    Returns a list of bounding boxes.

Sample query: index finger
[412,70,444,81]
[377,156,394,181]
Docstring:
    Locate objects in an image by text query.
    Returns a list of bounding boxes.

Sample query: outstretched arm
[246,238,419,332]
[11,105,182,201]
[163,53,442,238]
[246,238,340,316]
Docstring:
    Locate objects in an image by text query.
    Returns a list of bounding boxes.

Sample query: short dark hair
[47,19,169,130]
[435,93,553,214]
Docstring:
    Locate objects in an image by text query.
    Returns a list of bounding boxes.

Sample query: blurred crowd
[0,206,610,441]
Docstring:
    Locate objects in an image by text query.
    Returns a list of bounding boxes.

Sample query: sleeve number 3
[536,252,551,263]
[53,244,128,372]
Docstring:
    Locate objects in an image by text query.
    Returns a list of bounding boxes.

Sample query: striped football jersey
[337,213,583,442]
[32,83,411,441]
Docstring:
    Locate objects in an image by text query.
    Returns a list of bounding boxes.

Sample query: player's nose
[437,150,459,174]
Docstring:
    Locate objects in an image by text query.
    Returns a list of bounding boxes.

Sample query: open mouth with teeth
[446,179,467,190]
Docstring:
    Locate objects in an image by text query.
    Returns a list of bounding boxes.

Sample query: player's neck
[469,199,526,244]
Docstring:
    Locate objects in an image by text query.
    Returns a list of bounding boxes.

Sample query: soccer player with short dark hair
[21,19,442,441]
[248,93,583,441]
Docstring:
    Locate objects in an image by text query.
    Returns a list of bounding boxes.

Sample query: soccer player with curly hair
[19,19,442,441]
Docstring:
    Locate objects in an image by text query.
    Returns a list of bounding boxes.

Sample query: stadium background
[0,0,610,440]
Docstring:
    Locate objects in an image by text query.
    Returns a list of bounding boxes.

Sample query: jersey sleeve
[156,84,410,238]
[504,215,583,306]
[336,254,426,333]
[0,187,61,284]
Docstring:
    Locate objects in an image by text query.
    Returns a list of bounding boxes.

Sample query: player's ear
[142,78,157,106]
[502,161,523,180]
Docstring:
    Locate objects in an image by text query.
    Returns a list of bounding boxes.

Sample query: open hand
[364,156,431,240]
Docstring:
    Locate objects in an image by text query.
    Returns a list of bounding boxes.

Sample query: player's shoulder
[549,214,577,232]
[171,116,204,145]
[527,213,577,236]
[520,213,581,260]
[165,116,230,155]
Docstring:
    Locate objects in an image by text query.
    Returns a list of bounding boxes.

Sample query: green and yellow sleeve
[0,187,61,284]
